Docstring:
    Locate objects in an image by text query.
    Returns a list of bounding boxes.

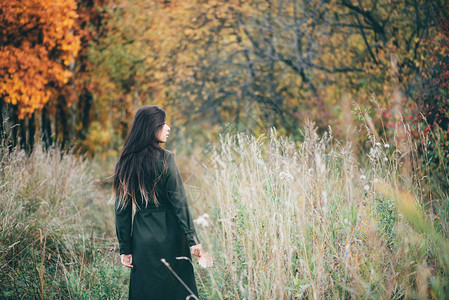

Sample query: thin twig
[160,258,199,300]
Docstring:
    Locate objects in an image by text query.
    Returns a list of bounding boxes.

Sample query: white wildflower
[383,157,388,162]
[363,185,370,192]
[279,171,293,181]
[194,213,211,228]
[256,159,265,165]
[369,147,381,160]
[375,142,381,147]
[384,143,390,149]
[373,178,379,184]
[360,175,366,181]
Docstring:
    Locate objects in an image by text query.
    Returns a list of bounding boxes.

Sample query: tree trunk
[58,95,69,150]
[77,90,92,141]
[19,117,27,151]
[41,104,53,150]
[11,105,19,148]
[28,112,36,153]
[0,99,4,139]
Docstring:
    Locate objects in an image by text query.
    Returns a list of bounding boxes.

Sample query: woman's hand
[120,254,133,268]
[190,244,203,257]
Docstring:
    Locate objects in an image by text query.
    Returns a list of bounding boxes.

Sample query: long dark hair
[113,106,168,209]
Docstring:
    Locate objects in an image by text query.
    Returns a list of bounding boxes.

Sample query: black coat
[115,149,200,299]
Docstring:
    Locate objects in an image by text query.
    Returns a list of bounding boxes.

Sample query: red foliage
[417,7,449,134]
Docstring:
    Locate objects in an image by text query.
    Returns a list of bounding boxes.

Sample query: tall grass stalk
[0,143,126,299]
[193,124,448,299]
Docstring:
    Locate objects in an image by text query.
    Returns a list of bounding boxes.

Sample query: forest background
[1,0,449,299]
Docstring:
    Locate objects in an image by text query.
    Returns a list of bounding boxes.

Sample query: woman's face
[156,122,171,143]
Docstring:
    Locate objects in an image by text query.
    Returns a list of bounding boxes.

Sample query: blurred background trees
[0,0,106,152]
[1,0,448,174]
[0,0,80,151]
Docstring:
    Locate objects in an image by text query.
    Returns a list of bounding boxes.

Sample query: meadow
[1,123,448,299]
[2,1,448,299]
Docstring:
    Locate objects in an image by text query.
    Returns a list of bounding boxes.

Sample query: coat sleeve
[166,152,200,247]
[115,197,133,255]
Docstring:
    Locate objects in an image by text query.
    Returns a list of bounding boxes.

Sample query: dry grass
[0,143,127,299]
[191,124,449,299]
[1,121,447,299]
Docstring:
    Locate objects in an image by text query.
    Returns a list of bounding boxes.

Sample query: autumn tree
[0,0,111,152]
[59,0,109,151]
[0,0,80,150]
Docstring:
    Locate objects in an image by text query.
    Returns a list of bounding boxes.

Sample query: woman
[113,106,202,299]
